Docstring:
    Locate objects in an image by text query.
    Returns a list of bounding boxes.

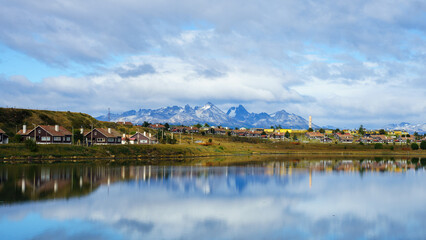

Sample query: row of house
[304,131,425,144]
[11,125,157,145]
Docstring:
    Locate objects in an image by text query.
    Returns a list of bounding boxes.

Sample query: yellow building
[278,129,293,133]
[264,129,275,133]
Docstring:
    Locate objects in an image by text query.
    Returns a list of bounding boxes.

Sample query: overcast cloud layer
[0,0,425,128]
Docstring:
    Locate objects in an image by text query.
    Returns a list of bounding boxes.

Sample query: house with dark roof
[0,129,9,144]
[17,125,72,144]
[84,128,122,145]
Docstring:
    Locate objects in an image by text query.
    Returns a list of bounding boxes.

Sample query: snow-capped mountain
[384,122,426,134]
[97,102,315,129]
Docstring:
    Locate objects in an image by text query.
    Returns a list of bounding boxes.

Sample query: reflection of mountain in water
[1,158,425,204]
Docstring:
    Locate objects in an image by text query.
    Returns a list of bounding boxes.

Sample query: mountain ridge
[97,103,317,129]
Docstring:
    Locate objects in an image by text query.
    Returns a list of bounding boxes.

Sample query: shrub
[420,141,426,150]
[24,139,38,152]
[374,143,383,149]
[411,143,419,150]
[390,146,394,150]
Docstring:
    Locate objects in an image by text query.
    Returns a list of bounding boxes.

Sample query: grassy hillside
[0,108,116,137]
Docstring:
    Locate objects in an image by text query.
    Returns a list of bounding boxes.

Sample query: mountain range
[384,122,426,134]
[97,102,317,129]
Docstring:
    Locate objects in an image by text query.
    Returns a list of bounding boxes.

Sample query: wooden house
[130,132,157,144]
[17,125,72,144]
[85,128,122,145]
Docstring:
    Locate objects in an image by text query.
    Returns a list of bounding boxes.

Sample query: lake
[1,156,426,240]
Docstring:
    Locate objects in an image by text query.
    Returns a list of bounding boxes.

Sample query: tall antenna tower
[108,108,111,122]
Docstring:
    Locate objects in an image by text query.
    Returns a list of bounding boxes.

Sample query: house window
[108,138,115,143]
[53,137,62,141]
[141,140,148,143]
[38,130,41,134]
[41,136,51,141]
[97,138,105,142]
[117,138,121,143]
[66,137,71,141]
[94,132,97,136]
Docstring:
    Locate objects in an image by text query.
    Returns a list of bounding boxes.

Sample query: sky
[0,0,425,129]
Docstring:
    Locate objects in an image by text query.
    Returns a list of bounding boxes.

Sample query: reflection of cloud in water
[1,169,426,240]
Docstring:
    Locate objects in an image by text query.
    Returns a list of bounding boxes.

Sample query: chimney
[55,125,59,132]
[23,125,27,134]
[143,132,146,136]
[108,128,111,134]
[80,127,83,134]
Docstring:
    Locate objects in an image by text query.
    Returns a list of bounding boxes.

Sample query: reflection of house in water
[1,158,424,204]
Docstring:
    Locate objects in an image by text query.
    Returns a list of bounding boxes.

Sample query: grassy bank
[1,134,425,163]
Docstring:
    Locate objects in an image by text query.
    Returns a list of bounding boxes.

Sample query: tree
[25,139,38,152]
[411,143,419,150]
[420,141,426,150]
[358,125,365,136]
[285,131,290,138]
[319,128,325,133]
[142,121,150,127]
[374,143,383,149]
[164,123,170,130]
[308,128,314,132]
[204,123,210,127]
[333,128,340,134]
[379,129,386,135]
[11,134,22,143]
[73,129,84,144]
[270,126,274,129]
[194,123,202,128]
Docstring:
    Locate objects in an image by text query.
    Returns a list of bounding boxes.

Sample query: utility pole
[32,123,37,144]
[72,126,74,145]
[91,123,93,146]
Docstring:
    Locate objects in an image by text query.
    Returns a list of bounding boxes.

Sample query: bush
[24,139,38,152]
[390,146,394,151]
[420,141,426,150]
[411,143,419,150]
[374,143,383,149]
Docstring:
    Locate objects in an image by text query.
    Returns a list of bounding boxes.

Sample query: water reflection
[0,157,426,239]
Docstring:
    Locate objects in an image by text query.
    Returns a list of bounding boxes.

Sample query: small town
[1,121,425,149]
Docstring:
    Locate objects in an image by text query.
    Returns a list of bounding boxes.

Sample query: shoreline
[1,149,425,164]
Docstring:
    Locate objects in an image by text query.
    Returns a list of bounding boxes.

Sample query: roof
[306,132,324,137]
[0,129,5,134]
[85,128,122,138]
[149,124,165,128]
[17,125,72,136]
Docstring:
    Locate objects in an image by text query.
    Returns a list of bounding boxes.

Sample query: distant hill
[384,122,426,134]
[0,108,112,137]
[97,102,318,129]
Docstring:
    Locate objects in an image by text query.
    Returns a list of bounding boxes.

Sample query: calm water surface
[1,156,426,240]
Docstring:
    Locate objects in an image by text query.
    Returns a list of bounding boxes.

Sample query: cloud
[0,0,425,127]
[116,64,156,78]
[2,167,426,240]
